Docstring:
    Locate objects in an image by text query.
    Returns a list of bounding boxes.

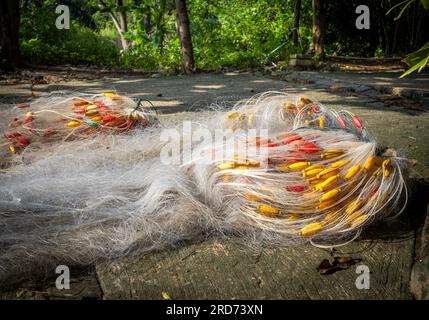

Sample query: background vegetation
[1,0,428,73]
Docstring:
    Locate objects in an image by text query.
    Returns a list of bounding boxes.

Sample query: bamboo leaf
[418,55,429,72]
[386,0,413,15]
[394,0,416,20]
[404,41,429,66]
[400,55,429,78]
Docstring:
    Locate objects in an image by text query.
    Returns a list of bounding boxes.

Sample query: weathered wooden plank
[97,222,415,300]
[411,202,429,299]
[0,272,102,300]
[1,73,427,300]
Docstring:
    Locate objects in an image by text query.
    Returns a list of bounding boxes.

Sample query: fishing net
[0,92,408,284]
[1,92,158,166]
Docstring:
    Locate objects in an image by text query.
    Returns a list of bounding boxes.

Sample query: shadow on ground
[0,72,428,299]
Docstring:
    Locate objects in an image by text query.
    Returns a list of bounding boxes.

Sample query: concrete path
[0,71,428,299]
[277,71,429,100]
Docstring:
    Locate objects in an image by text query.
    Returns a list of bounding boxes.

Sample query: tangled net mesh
[0,92,158,167]
[0,92,408,285]
[188,93,407,246]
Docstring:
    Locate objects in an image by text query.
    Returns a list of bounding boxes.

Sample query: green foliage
[17,0,429,72]
[20,2,118,66]
[188,0,311,69]
[401,41,429,77]
[120,38,181,71]
[19,0,312,71]
[386,0,429,77]
[21,24,118,66]
[325,0,429,58]
[120,1,181,71]
[116,0,312,70]
[374,47,384,58]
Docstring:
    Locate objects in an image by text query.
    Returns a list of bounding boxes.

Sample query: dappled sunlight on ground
[193,84,225,89]
[0,71,428,299]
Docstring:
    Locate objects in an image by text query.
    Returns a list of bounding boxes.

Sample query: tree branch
[98,0,129,50]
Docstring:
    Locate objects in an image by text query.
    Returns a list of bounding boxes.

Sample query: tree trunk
[116,0,129,50]
[291,0,301,46]
[98,0,129,50]
[310,0,325,56]
[175,0,195,74]
[133,0,151,36]
[0,0,20,70]
[144,13,152,36]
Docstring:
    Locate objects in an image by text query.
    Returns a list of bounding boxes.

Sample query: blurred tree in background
[0,0,428,72]
[0,0,21,70]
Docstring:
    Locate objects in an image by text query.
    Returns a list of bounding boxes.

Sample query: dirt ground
[0,71,428,299]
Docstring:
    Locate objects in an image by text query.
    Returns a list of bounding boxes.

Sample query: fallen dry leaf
[382,148,398,158]
[409,159,418,166]
[162,291,172,300]
[317,256,362,275]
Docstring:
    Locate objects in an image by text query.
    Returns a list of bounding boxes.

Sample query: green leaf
[394,0,416,20]
[400,46,429,78]
[421,0,429,9]
[386,0,413,16]
[419,55,429,72]
[400,57,427,78]
[404,41,429,66]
